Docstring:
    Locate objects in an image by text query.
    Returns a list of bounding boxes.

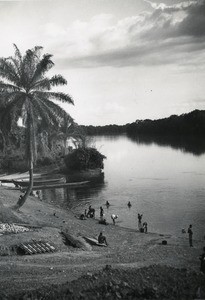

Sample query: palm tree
[0,45,73,209]
[47,111,74,156]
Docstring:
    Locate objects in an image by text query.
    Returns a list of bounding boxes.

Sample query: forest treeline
[81,110,205,137]
[80,124,127,135]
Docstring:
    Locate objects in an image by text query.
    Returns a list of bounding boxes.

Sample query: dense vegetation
[64,147,106,171]
[81,110,205,137]
[126,110,205,137]
[81,124,127,135]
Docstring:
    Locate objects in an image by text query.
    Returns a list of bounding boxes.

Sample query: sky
[0,0,205,125]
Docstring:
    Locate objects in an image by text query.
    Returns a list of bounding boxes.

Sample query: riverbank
[0,186,204,299]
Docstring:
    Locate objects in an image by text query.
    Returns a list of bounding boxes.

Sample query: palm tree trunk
[15,160,34,209]
[13,106,35,210]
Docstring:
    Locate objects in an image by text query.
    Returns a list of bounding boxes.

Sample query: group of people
[80,201,149,247]
[137,213,148,234]
[99,206,119,225]
[81,202,205,274]
[81,203,200,244]
[79,205,95,220]
[82,204,197,246]
[81,202,148,232]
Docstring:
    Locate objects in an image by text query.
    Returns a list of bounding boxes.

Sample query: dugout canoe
[12,177,65,187]
[21,180,90,191]
[83,236,107,247]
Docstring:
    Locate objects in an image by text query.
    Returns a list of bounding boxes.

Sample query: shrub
[64,147,106,171]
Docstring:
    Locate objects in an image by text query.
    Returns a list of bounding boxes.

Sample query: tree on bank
[48,111,74,156]
[64,147,106,172]
[0,45,73,209]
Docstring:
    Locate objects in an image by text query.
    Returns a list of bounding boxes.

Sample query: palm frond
[23,49,36,86]
[50,75,67,86]
[9,57,22,82]
[32,78,52,91]
[33,46,43,58]
[33,75,68,91]
[34,95,70,126]
[30,54,54,86]
[29,94,59,128]
[11,44,23,82]
[34,91,74,104]
[0,58,20,85]
[1,92,25,113]
[21,46,43,89]
[62,111,74,124]
[0,91,24,107]
[13,44,22,63]
[0,81,20,93]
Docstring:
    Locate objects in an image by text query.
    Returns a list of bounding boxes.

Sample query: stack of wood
[16,240,56,255]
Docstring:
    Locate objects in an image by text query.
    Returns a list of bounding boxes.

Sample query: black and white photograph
[0,0,205,299]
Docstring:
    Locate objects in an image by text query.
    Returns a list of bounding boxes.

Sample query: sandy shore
[0,186,204,298]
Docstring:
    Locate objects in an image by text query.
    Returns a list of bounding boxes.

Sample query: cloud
[45,0,205,68]
[144,0,199,11]
[143,0,205,39]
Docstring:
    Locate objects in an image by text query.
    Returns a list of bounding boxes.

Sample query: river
[41,135,205,239]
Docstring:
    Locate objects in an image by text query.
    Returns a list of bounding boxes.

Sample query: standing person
[138,213,143,224]
[100,206,104,219]
[106,201,110,208]
[199,247,205,274]
[143,222,148,233]
[127,201,132,208]
[188,224,193,247]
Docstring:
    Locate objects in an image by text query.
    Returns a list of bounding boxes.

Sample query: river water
[41,135,205,239]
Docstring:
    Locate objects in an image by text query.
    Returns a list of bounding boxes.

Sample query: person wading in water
[188,224,193,247]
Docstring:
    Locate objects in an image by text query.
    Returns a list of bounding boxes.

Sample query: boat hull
[12,178,65,187]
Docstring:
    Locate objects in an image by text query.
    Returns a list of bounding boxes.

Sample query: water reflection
[38,135,205,238]
[127,135,205,156]
[40,172,106,210]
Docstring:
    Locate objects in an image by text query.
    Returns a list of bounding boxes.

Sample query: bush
[64,147,106,171]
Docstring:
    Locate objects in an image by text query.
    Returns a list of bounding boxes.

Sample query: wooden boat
[0,172,41,181]
[21,180,90,191]
[12,177,65,187]
[83,236,107,247]
[0,172,46,184]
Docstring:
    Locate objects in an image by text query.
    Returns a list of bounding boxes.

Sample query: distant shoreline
[81,109,205,138]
